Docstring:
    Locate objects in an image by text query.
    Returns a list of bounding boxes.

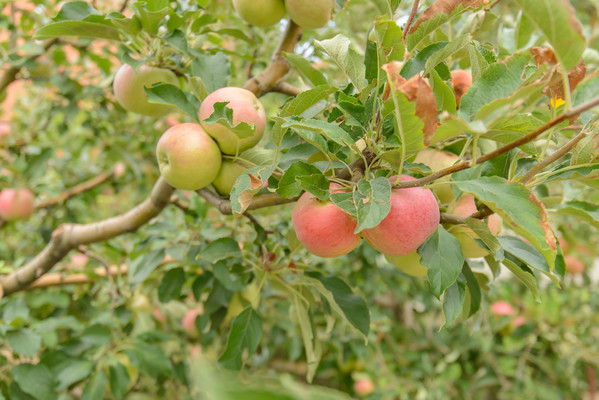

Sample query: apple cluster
[232,0,335,29]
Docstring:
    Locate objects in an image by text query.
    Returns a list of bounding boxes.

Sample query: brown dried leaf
[531,47,586,101]
[408,0,489,34]
[530,47,557,66]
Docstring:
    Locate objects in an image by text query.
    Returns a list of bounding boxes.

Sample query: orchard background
[1,0,599,398]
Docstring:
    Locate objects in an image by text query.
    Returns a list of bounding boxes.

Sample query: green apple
[385,251,428,277]
[212,160,247,196]
[233,0,286,27]
[113,64,179,117]
[156,123,222,190]
[414,148,459,205]
[285,0,334,29]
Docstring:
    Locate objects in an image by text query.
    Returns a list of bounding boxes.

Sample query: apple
[212,160,247,196]
[113,64,179,117]
[450,70,472,107]
[152,308,167,324]
[490,301,514,316]
[199,87,266,155]
[292,184,361,258]
[414,148,459,204]
[113,162,126,178]
[448,194,502,258]
[156,123,222,190]
[564,255,585,274]
[363,175,439,257]
[354,378,375,397]
[233,0,286,27]
[0,188,35,221]
[182,309,202,336]
[70,253,89,268]
[285,0,334,29]
[385,251,427,277]
[512,315,526,328]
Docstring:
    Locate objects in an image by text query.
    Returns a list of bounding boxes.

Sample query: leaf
[502,258,540,301]
[290,290,321,383]
[464,217,504,260]
[128,249,166,285]
[158,267,185,302]
[498,236,558,285]
[230,164,277,214]
[429,68,457,114]
[462,262,482,317]
[353,177,392,232]
[456,177,556,270]
[314,34,368,91]
[424,34,471,75]
[441,276,466,328]
[7,328,41,357]
[284,52,328,87]
[514,0,585,70]
[201,238,242,262]
[219,307,263,370]
[485,114,543,155]
[212,261,245,292]
[282,118,356,149]
[108,363,130,400]
[144,84,199,120]
[33,21,121,40]
[191,52,230,93]
[280,85,337,117]
[306,272,371,337]
[555,201,599,229]
[278,161,329,200]
[126,341,172,379]
[401,42,448,79]
[460,55,529,119]
[419,226,465,298]
[372,17,405,64]
[11,364,57,400]
[202,101,256,139]
[54,1,101,21]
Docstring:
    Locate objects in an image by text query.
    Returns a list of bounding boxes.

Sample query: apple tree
[0,0,598,398]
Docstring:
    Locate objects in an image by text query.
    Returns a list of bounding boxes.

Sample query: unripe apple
[285,0,334,29]
[449,194,502,258]
[354,378,375,397]
[182,309,202,336]
[0,188,35,221]
[292,184,361,258]
[385,251,427,277]
[564,255,585,274]
[212,160,247,196]
[156,123,222,190]
[414,148,459,204]
[363,175,439,257]
[490,301,514,316]
[199,87,266,155]
[113,64,179,117]
[450,70,472,107]
[233,0,286,27]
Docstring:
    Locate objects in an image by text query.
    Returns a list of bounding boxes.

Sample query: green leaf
[144,84,199,120]
[52,359,93,391]
[202,101,256,139]
[201,238,242,263]
[81,370,107,400]
[158,267,186,302]
[462,262,482,317]
[280,85,337,117]
[464,217,504,260]
[106,12,141,35]
[7,328,41,357]
[498,236,558,285]
[109,363,130,399]
[460,55,528,119]
[485,114,543,155]
[441,276,466,328]
[515,11,535,49]
[278,161,329,200]
[128,249,166,285]
[513,0,585,70]
[306,272,370,337]
[456,177,556,270]
[372,17,405,63]
[127,341,172,379]
[419,226,465,298]
[555,201,599,229]
[468,44,489,81]
[572,74,599,124]
[353,177,392,233]
[429,68,457,114]
[284,52,328,87]
[33,21,121,40]
[283,118,356,149]
[219,307,263,370]
[314,34,368,91]
[212,261,245,292]
[133,2,169,34]
[382,91,426,154]
[191,52,230,93]
[54,1,101,21]
[12,364,57,400]
[502,258,540,301]
[424,34,471,75]
[401,42,448,79]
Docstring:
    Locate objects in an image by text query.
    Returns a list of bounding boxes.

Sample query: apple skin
[292,184,361,258]
[285,0,334,29]
[212,160,247,196]
[156,123,222,190]
[450,70,472,107]
[233,0,286,27]
[414,148,459,204]
[199,87,266,155]
[564,255,585,274]
[0,188,35,221]
[354,378,375,397]
[385,251,427,277]
[182,309,202,336]
[363,175,439,257]
[449,194,502,258]
[490,301,514,316]
[113,64,179,117]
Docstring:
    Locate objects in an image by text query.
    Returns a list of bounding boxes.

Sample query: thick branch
[36,171,113,209]
[0,178,174,296]
[26,264,127,290]
[271,81,302,97]
[243,20,302,97]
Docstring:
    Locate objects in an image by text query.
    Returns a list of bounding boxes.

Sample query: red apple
[363,175,439,257]
[450,70,472,107]
[113,64,179,117]
[182,309,202,336]
[285,0,334,29]
[490,301,514,316]
[0,188,35,221]
[512,315,526,328]
[354,378,375,397]
[199,87,266,155]
[414,148,459,204]
[233,0,286,27]
[564,255,585,274]
[156,123,222,190]
[292,184,361,258]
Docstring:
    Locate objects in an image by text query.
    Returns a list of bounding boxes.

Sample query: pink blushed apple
[363,175,439,257]
[182,309,202,336]
[490,301,514,316]
[292,184,361,258]
[0,188,35,221]
[354,378,375,397]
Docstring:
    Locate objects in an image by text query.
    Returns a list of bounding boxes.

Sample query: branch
[271,81,302,97]
[402,0,420,41]
[0,178,174,296]
[25,264,127,290]
[243,19,302,97]
[35,171,113,209]
[0,39,58,95]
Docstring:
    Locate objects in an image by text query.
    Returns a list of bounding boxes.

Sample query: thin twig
[402,0,420,40]
[36,171,113,209]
